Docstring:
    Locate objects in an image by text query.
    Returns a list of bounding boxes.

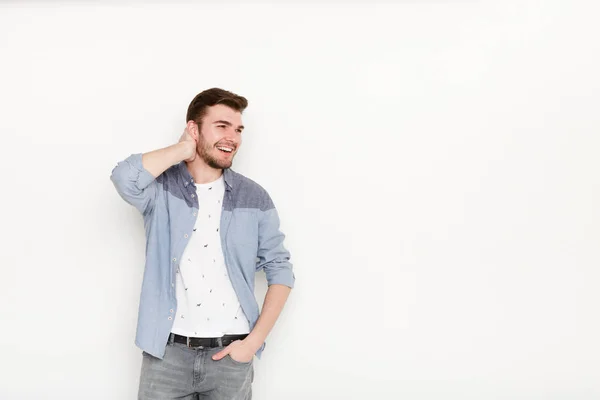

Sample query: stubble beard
[197,132,233,169]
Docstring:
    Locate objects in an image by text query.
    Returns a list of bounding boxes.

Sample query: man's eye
[236,129,243,133]
[217,125,226,128]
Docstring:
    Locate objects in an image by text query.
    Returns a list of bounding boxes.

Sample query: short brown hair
[186,88,248,126]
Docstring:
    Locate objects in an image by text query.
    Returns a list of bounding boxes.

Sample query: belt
[169,333,249,349]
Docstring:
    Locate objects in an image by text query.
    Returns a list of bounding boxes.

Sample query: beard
[197,132,234,169]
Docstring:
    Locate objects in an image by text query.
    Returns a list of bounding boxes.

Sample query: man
[110,88,295,400]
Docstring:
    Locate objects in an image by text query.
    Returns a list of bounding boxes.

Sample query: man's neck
[185,158,223,184]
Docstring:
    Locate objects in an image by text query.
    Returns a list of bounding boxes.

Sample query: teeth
[217,146,233,152]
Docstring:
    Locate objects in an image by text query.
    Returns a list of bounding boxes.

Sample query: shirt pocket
[229,209,259,251]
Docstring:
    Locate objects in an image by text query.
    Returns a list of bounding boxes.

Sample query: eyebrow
[213,120,244,130]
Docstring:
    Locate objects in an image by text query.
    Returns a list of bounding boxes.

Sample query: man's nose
[224,127,239,142]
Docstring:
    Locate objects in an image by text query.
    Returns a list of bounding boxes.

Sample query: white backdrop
[1,1,599,399]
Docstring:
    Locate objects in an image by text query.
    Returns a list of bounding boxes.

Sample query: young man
[110,88,295,400]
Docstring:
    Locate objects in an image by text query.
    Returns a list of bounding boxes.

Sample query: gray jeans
[138,341,254,400]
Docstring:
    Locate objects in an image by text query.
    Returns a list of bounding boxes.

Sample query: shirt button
[184,234,188,238]
[170,309,174,313]
[172,258,177,262]
[193,212,197,217]
[191,194,195,198]
[168,316,172,320]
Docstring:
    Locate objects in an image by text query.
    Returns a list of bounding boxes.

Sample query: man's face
[194,104,244,169]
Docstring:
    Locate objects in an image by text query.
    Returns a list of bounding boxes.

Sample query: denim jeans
[138,340,254,400]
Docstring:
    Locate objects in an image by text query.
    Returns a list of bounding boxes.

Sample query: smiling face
[193,104,244,170]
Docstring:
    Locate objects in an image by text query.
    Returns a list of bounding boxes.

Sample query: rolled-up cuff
[125,153,156,189]
[266,266,295,288]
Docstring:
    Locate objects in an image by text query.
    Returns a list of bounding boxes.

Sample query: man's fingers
[212,346,231,361]
[178,127,196,145]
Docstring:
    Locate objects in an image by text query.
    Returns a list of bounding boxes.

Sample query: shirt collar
[179,162,234,191]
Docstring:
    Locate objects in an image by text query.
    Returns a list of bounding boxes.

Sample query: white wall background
[1,1,599,399]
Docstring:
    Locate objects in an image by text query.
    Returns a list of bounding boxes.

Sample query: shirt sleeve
[256,206,295,288]
[110,153,158,215]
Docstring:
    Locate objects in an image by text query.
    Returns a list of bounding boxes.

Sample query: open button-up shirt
[110,153,295,359]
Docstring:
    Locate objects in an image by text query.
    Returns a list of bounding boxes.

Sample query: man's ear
[187,120,199,141]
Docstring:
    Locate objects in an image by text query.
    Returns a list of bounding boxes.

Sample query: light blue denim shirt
[110,153,294,359]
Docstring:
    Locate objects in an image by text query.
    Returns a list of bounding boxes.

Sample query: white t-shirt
[171,175,250,337]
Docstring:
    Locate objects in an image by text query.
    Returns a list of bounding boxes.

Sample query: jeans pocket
[226,354,253,366]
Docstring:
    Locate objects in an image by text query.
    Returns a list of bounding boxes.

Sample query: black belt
[169,333,249,348]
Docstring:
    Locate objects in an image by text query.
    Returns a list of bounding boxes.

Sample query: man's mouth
[216,146,234,153]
